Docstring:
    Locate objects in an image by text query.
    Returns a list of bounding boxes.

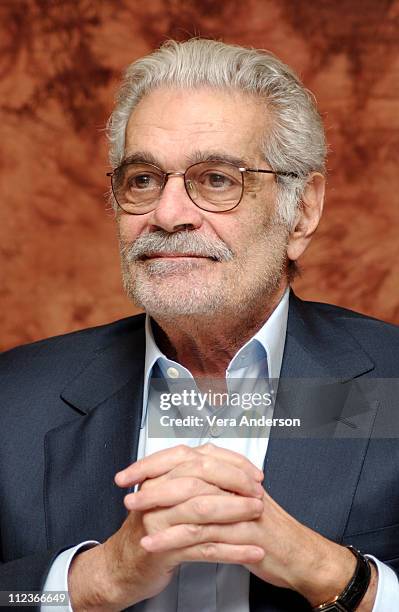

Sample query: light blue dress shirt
[43,288,398,611]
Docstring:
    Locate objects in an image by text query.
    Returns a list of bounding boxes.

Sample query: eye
[201,171,235,190]
[128,173,160,190]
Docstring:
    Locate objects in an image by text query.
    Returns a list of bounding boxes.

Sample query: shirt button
[209,424,222,437]
[166,366,180,379]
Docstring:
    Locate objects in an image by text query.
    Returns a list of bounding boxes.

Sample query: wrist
[295,543,377,612]
[294,542,357,607]
[68,544,122,611]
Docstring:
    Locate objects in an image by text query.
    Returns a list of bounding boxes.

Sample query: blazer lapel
[44,319,146,549]
[263,293,376,541]
[250,294,378,611]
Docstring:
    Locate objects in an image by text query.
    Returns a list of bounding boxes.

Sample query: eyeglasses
[107,160,299,214]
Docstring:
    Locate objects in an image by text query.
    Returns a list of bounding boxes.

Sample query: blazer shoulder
[303,299,398,334]
[297,297,399,371]
[0,314,146,390]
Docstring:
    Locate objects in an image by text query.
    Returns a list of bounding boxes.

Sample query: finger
[160,494,264,527]
[196,443,264,481]
[124,477,229,511]
[140,521,257,553]
[115,445,197,486]
[173,542,265,565]
[115,443,263,487]
[164,457,264,498]
[136,458,264,500]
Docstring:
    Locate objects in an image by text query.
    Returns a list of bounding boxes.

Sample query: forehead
[124,87,270,167]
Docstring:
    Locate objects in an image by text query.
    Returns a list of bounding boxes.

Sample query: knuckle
[191,497,210,518]
[185,523,203,538]
[248,498,263,513]
[176,445,193,460]
[201,442,215,453]
[199,456,213,474]
[199,543,217,560]
[254,497,264,510]
[186,477,204,496]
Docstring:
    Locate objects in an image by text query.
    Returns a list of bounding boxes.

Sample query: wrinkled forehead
[124,86,271,167]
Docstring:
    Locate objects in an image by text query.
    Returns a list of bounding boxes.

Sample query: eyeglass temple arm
[244,168,299,178]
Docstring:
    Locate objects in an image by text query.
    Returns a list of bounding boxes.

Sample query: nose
[147,174,203,233]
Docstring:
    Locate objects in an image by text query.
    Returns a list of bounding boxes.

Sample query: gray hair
[107,38,326,228]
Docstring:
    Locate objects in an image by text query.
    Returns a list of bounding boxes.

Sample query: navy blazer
[1,293,399,611]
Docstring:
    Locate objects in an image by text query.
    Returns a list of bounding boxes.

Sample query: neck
[150,282,288,378]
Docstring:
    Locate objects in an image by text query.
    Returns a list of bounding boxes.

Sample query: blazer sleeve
[0,548,68,611]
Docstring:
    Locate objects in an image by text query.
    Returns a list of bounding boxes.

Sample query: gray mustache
[124,230,234,262]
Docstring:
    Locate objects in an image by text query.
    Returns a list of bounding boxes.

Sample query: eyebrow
[187,150,253,168]
[121,151,161,167]
[120,149,254,170]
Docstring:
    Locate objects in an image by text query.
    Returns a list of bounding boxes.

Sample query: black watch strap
[312,546,372,611]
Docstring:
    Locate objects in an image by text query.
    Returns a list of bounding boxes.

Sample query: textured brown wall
[1,0,398,351]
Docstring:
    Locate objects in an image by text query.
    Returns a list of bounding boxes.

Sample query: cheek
[248,183,278,217]
[117,216,148,242]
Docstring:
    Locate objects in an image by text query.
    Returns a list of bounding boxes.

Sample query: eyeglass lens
[111,161,244,213]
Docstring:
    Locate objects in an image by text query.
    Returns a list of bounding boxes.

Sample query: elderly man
[1,39,398,612]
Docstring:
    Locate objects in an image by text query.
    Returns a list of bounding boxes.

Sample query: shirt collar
[235,286,289,381]
[142,286,290,427]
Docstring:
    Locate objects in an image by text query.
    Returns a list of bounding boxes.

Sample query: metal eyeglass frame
[106,160,299,214]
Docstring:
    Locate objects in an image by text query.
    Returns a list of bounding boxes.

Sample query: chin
[130,284,227,318]
[139,258,212,276]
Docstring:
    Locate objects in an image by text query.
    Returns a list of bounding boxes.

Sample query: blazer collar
[281,291,374,380]
[60,315,146,415]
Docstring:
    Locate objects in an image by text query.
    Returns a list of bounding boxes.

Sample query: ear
[286,172,326,262]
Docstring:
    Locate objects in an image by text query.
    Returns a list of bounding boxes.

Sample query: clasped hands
[70,443,364,611]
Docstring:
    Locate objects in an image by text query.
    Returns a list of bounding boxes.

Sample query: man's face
[117,87,290,319]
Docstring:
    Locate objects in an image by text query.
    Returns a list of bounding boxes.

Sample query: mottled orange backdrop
[1,0,398,351]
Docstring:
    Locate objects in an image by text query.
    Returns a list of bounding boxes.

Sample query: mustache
[122,230,234,262]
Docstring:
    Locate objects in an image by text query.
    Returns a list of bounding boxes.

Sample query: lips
[141,253,212,260]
